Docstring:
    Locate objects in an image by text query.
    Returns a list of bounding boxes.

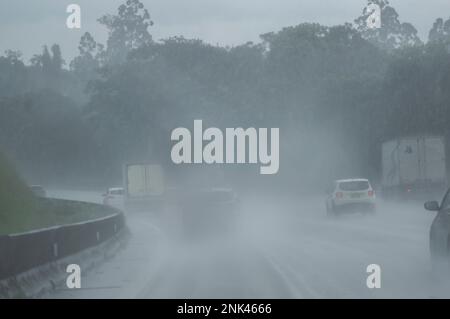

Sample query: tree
[429,17,450,44]
[0,51,27,97]
[70,32,104,81]
[4,50,23,65]
[0,90,99,184]
[98,0,154,64]
[30,44,64,75]
[29,44,66,92]
[354,0,422,51]
[30,45,52,70]
[50,44,64,72]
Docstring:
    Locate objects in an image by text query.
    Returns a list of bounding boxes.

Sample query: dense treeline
[1,0,450,189]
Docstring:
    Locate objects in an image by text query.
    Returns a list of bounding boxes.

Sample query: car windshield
[338,181,369,191]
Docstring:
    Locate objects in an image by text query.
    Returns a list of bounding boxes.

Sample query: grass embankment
[0,154,113,235]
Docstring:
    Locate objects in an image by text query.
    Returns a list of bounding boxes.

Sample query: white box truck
[381,136,447,199]
[123,163,165,211]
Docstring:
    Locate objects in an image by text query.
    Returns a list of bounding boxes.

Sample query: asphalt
[45,189,450,298]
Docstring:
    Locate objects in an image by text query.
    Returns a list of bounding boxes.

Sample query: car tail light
[335,192,343,199]
[368,190,374,197]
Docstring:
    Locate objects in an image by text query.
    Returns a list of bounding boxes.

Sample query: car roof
[335,178,369,183]
[108,187,124,191]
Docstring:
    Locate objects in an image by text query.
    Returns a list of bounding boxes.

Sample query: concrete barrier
[0,199,125,281]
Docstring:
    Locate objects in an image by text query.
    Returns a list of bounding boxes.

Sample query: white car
[325,179,376,216]
[102,187,125,209]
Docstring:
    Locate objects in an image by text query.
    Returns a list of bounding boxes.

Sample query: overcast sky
[1,0,450,62]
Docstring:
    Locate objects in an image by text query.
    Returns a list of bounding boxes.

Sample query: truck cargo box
[381,136,447,199]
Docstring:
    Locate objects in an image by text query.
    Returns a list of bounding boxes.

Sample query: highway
[46,189,450,298]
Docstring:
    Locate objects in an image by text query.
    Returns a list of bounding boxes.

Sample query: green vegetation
[0,153,113,235]
[0,154,37,233]
[2,0,450,188]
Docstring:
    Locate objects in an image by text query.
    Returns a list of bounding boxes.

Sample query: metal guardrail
[0,200,125,280]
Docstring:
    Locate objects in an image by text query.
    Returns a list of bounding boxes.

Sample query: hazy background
[2,0,450,299]
[1,0,450,192]
[2,0,450,61]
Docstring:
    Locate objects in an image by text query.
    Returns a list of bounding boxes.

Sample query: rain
[1,0,450,299]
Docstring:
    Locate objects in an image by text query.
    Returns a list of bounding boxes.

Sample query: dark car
[425,189,450,272]
[178,188,239,239]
